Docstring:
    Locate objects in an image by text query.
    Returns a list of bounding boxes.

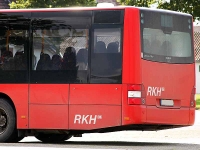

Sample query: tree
[120,0,156,7]
[10,0,96,9]
[157,0,200,20]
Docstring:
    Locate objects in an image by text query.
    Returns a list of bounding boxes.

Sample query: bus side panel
[29,84,69,104]
[189,108,195,125]
[69,105,121,130]
[29,104,68,129]
[0,84,28,129]
[29,84,69,129]
[122,8,145,125]
[146,106,189,125]
[122,8,141,84]
[69,84,122,129]
[69,84,121,105]
[122,84,146,125]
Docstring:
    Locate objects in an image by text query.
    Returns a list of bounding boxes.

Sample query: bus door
[69,24,123,130]
[28,11,93,129]
[28,12,71,129]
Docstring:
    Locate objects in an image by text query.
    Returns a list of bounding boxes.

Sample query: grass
[196,94,200,110]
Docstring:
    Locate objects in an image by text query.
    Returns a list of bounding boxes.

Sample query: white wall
[196,62,200,93]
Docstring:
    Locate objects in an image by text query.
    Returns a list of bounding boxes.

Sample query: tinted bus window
[31,11,91,83]
[91,28,122,83]
[0,13,30,83]
[94,10,123,24]
[140,10,194,64]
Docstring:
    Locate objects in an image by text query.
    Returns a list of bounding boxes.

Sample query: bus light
[190,87,196,108]
[128,98,142,105]
[128,91,141,98]
[128,84,141,91]
[128,84,145,105]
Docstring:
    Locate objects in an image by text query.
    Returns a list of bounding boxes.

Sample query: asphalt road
[0,111,200,150]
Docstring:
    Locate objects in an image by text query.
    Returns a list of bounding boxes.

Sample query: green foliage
[157,0,200,20]
[196,99,200,110]
[10,0,96,8]
[196,94,200,110]
[120,0,156,7]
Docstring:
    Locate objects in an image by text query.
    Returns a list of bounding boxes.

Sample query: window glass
[140,10,194,64]
[94,28,121,53]
[94,11,122,24]
[0,12,29,83]
[31,12,90,83]
[143,28,191,57]
[91,28,122,83]
[0,30,28,71]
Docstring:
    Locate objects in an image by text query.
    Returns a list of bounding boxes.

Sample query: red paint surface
[0,84,28,129]
[29,84,69,104]
[69,105,121,130]
[29,104,68,129]
[122,8,142,84]
[69,84,121,105]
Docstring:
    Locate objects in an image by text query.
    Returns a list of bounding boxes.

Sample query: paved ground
[0,111,199,149]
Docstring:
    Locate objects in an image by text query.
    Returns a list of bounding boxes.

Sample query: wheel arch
[0,92,16,117]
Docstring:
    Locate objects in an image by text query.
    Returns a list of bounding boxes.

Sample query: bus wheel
[9,133,24,143]
[0,99,16,143]
[63,134,72,141]
[35,134,67,143]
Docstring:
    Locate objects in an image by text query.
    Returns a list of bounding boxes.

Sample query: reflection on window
[0,30,28,71]
[32,28,89,71]
[143,28,192,57]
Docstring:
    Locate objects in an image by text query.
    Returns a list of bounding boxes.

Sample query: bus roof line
[0,6,192,17]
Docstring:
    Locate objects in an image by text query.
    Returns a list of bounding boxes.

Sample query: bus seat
[150,40,161,55]
[1,51,14,70]
[62,47,77,70]
[3,57,15,70]
[76,48,88,70]
[161,41,172,56]
[95,41,107,53]
[36,53,51,70]
[107,42,119,53]
[14,51,26,70]
[51,54,62,70]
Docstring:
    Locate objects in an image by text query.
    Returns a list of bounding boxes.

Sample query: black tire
[8,130,24,143]
[0,98,16,143]
[9,136,24,143]
[62,134,72,141]
[35,134,67,143]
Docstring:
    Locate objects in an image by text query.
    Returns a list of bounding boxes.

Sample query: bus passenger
[62,47,76,70]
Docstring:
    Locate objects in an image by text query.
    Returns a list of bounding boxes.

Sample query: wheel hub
[0,116,6,127]
[0,109,7,134]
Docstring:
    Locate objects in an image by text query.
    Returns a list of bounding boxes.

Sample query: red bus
[0,6,195,143]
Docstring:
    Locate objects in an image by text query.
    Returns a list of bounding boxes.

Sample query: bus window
[0,12,29,83]
[91,28,122,83]
[141,10,193,64]
[31,11,91,83]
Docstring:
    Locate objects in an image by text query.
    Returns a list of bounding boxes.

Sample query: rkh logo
[147,86,165,96]
[74,115,102,124]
